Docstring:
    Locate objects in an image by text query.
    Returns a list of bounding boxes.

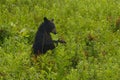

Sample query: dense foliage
[0,0,120,80]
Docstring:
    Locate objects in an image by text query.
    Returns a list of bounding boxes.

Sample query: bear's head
[43,17,57,34]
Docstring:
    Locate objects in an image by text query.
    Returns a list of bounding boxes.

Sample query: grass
[0,0,120,80]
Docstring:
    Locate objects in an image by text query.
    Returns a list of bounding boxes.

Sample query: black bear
[32,17,66,59]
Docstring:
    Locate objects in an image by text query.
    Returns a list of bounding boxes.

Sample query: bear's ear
[51,19,54,22]
[44,17,48,22]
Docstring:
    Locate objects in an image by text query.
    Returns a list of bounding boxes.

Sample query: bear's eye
[48,22,54,27]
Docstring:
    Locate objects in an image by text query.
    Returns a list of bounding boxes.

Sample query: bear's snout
[52,28,57,34]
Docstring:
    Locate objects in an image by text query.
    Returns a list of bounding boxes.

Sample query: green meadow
[0,0,120,80]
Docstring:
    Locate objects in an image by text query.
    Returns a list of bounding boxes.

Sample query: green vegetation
[0,0,120,80]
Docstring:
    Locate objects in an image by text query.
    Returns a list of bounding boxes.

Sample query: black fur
[32,17,57,56]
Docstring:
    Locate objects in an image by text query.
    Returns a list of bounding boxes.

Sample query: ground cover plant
[0,0,120,80]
